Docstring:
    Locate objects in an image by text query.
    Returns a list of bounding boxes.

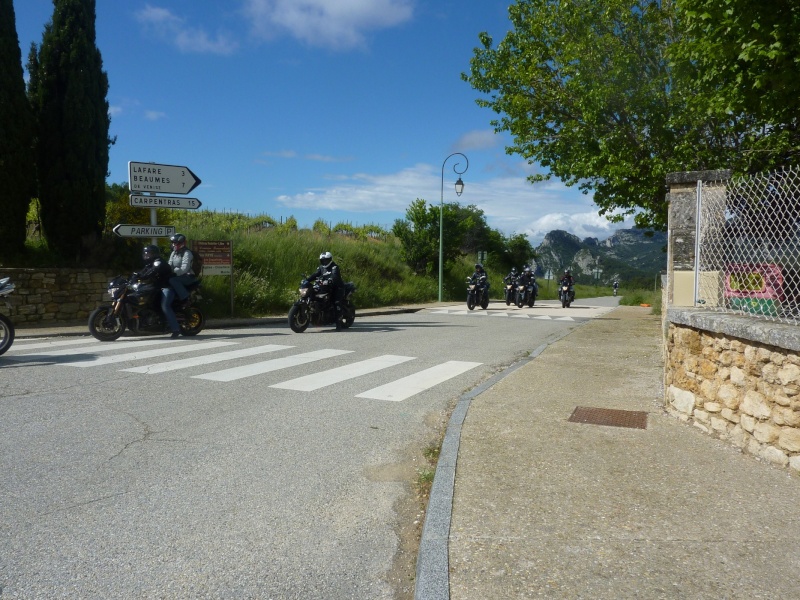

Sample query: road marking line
[356,360,482,402]
[6,338,99,351]
[122,344,294,374]
[270,354,416,391]
[7,338,179,360]
[193,349,353,382]
[63,341,238,367]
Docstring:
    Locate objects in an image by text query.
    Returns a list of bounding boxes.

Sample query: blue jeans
[169,274,196,301]
[161,288,180,333]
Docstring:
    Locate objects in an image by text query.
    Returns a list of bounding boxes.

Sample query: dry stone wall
[1,268,114,325]
[666,308,800,472]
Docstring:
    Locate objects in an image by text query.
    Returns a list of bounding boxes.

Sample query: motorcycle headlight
[299,288,308,298]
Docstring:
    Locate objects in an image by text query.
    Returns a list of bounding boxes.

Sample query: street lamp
[439,152,469,302]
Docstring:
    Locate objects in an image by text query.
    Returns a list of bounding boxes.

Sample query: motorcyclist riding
[519,266,538,297]
[307,251,345,329]
[504,267,518,284]
[560,269,575,302]
[139,244,181,338]
[469,263,489,292]
[167,233,198,308]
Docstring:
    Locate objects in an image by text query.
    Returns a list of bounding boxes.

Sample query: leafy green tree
[27,0,112,258]
[463,0,703,231]
[0,0,35,256]
[672,0,800,171]
[392,199,476,274]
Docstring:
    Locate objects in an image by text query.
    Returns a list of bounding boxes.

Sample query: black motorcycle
[0,277,16,355]
[559,281,575,308]
[503,275,516,306]
[515,279,538,308]
[88,274,204,341]
[466,274,489,310]
[288,275,356,333]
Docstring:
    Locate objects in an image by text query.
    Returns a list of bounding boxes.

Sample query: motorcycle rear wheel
[288,304,310,332]
[180,308,204,336]
[89,306,125,341]
[0,313,14,356]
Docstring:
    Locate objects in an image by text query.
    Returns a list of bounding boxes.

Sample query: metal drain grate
[568,406,648,429]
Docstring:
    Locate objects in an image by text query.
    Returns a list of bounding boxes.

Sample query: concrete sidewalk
[421,305,800,599]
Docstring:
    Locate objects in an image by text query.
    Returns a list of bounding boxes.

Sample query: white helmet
[319,251,333,267]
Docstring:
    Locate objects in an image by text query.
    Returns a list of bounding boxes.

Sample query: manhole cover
[568,406,648,429]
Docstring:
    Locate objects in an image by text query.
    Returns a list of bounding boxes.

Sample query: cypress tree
[0,0,35,256]
[29,0,112,259]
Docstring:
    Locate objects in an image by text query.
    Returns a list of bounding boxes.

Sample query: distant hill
[533,228,667,286]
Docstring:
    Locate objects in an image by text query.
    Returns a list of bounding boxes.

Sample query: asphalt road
[0,299,618,598]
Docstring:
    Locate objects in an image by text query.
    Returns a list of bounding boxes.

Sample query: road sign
[128,161,201,195]
[129,194,202,210]
[113,224,176,238]
[193,240,232,276]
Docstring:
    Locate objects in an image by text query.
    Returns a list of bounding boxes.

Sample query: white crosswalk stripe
[356,361,482,402]
[121,344,294,374]
[192,348,353,382]
[62,340,238,368]
[6,338,101,351]
[6,338,485,402]
[270,354,416,391]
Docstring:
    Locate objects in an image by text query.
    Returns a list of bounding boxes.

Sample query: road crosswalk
[4,337,482,402]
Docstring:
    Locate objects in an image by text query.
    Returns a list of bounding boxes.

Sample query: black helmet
[475,263,483,270]
[319,251,333,267]
[170,233,186,245]
[564,269,571,275]
[511,267,517,273]
[143,244,161,262]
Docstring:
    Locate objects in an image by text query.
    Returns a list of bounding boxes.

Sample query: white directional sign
[113,224,176,238]
[128,161,201,195]
[129,194,202,210]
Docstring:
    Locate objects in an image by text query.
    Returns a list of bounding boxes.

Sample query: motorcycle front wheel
[180,308,204,336]
[515,293,525,309]
[0,313,14,356]
[528,294,535,308]
[343,305,356,328]
[467,295,476,311]
[89,306,125,341]
[480,294,489,310]
[288,304,310,332]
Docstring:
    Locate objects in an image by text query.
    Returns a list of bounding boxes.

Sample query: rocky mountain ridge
[533,228,667,286]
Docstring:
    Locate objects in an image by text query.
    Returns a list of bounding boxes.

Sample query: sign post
[192,240,234,316]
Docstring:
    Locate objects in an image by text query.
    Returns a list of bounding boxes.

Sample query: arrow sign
[130,194,202,210]
[128,161,201,195]
[113,224,176,238]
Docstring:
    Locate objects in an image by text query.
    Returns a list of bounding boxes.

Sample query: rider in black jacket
[307,251,345,328]
[138,245,180,338]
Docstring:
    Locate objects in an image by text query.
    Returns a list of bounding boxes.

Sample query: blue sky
[12,0,635,245]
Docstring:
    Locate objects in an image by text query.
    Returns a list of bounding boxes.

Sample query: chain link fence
[696,166,800,326]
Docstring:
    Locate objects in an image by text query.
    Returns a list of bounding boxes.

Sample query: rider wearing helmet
[560,269,575,302]
[503,266,518,284]
[469,263,489,289]
[168,233,198,307]
[307,251,346,329]
[138,245,181,338]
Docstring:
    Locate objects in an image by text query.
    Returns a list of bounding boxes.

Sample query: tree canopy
[0,0,35,256]
[27,0,112,258]
[463,0,800,231]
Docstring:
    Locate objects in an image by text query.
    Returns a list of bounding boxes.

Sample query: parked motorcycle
[288,275,356,333]
[0,277,16,355]
[88,274,204,341]
[466,274,489,310]
[559,282,575,308]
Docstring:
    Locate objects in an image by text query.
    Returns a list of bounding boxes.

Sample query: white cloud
[144,110,166,121]
[109,106,122,117]
[135,5,238,55]
[273,162,634,244]
[241,0,414,50]
[453,129,500,152]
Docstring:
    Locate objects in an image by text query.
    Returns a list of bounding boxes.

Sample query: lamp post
[439,152,469,302]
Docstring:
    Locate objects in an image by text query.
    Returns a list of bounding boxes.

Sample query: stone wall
[666,308,800,472]
[1,268,114,325]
